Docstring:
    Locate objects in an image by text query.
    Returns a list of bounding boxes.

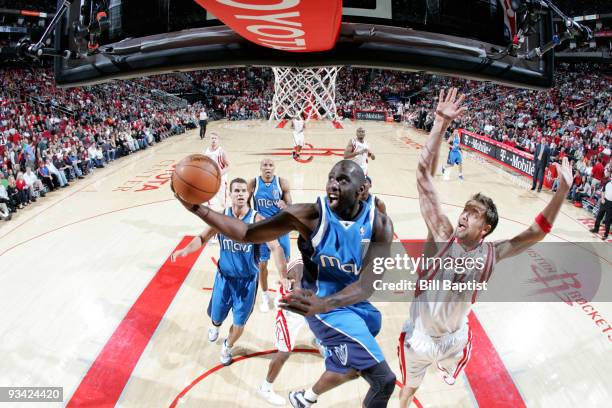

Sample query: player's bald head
[332,160,366,184]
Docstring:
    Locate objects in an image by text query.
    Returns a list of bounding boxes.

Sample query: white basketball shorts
[398,323,473,388]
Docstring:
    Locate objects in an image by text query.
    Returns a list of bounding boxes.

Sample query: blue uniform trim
[306,304,384,373]
[254,175,290,262]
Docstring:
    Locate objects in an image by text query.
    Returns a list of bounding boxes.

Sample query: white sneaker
[260,292,270,313]
[220,339,232,365]
[257,386,285,406]
[208,326,219,342]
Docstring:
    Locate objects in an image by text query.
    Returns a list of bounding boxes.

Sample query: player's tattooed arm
[417,149,454,241]
[279,213,394,316]
[417,88,465,241]
[495,157,573,261]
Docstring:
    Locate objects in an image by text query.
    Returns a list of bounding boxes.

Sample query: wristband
[435,110,452,122]
[535,213,552,234]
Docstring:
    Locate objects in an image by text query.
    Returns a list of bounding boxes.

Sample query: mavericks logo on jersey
[333,344,348,366]
[256,197,280,209]
[222,238,253,253]
[319,255,359,275]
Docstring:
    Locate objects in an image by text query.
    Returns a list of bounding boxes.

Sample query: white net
[269,66,341,121]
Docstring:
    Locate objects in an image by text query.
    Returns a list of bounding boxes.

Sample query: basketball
[172,154,221,205]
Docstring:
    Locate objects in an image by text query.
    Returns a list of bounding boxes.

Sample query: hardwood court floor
[0,120,610,408]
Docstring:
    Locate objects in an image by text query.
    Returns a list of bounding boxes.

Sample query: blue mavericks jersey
[217,208,260,278]
[309,196,376,297]
[365,194,375,209]
[253,176,283,218]
[451,135,461,152]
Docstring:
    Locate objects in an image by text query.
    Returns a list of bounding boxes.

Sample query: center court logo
[255,143,344,164]
[334,344,348,366]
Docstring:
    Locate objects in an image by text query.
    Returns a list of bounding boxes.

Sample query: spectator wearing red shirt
[592,157,605,187]
[15,172,31,206]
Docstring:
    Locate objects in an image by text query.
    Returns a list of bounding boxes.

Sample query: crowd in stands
[1,60,610,222]
[0,66,197,221]
[408,63,611,215]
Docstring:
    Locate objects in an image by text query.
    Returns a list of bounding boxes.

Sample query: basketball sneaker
[459,174,464,181]
[220,339,232,366]
[260,292,270,313]
[208,326,219,342]
[257,384,285,406]
[289,390,316,407]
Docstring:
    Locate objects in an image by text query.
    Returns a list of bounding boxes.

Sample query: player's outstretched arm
[176,192,317,243]
[495,157,574,261]
[417,88,465,241]
[279,212,394,316]
[171,228,216,262]
[255,213,289,279]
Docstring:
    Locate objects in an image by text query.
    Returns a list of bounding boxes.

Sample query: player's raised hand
[435,88,467,122]
[279,288,327,316]
[171,180,201,212]
[555,157,573,192]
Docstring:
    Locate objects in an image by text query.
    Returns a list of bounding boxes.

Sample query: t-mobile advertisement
[459,129,535,177]
[354,110,388,121]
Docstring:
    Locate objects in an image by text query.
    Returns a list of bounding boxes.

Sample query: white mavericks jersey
[408,236,496,337]
[351,138,369,174]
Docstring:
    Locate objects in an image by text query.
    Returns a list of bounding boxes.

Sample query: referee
[199,108,209,139]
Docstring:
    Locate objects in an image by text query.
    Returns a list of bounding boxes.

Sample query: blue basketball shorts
[306,302,385,374]
[448,150,462,165]
[207,272,258,327]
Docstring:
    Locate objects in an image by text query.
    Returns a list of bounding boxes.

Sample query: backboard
[54,0,554,88]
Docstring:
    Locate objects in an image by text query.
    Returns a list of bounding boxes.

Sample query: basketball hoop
[269,67,341,122]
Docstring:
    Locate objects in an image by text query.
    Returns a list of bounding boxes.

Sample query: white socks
[260,380,273,392]
[304,388,319,403]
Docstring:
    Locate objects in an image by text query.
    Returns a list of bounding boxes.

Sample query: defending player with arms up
[174,160,396,408]
[398,89,574,408]
[249,158,292,312]
[171,178,286,366]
